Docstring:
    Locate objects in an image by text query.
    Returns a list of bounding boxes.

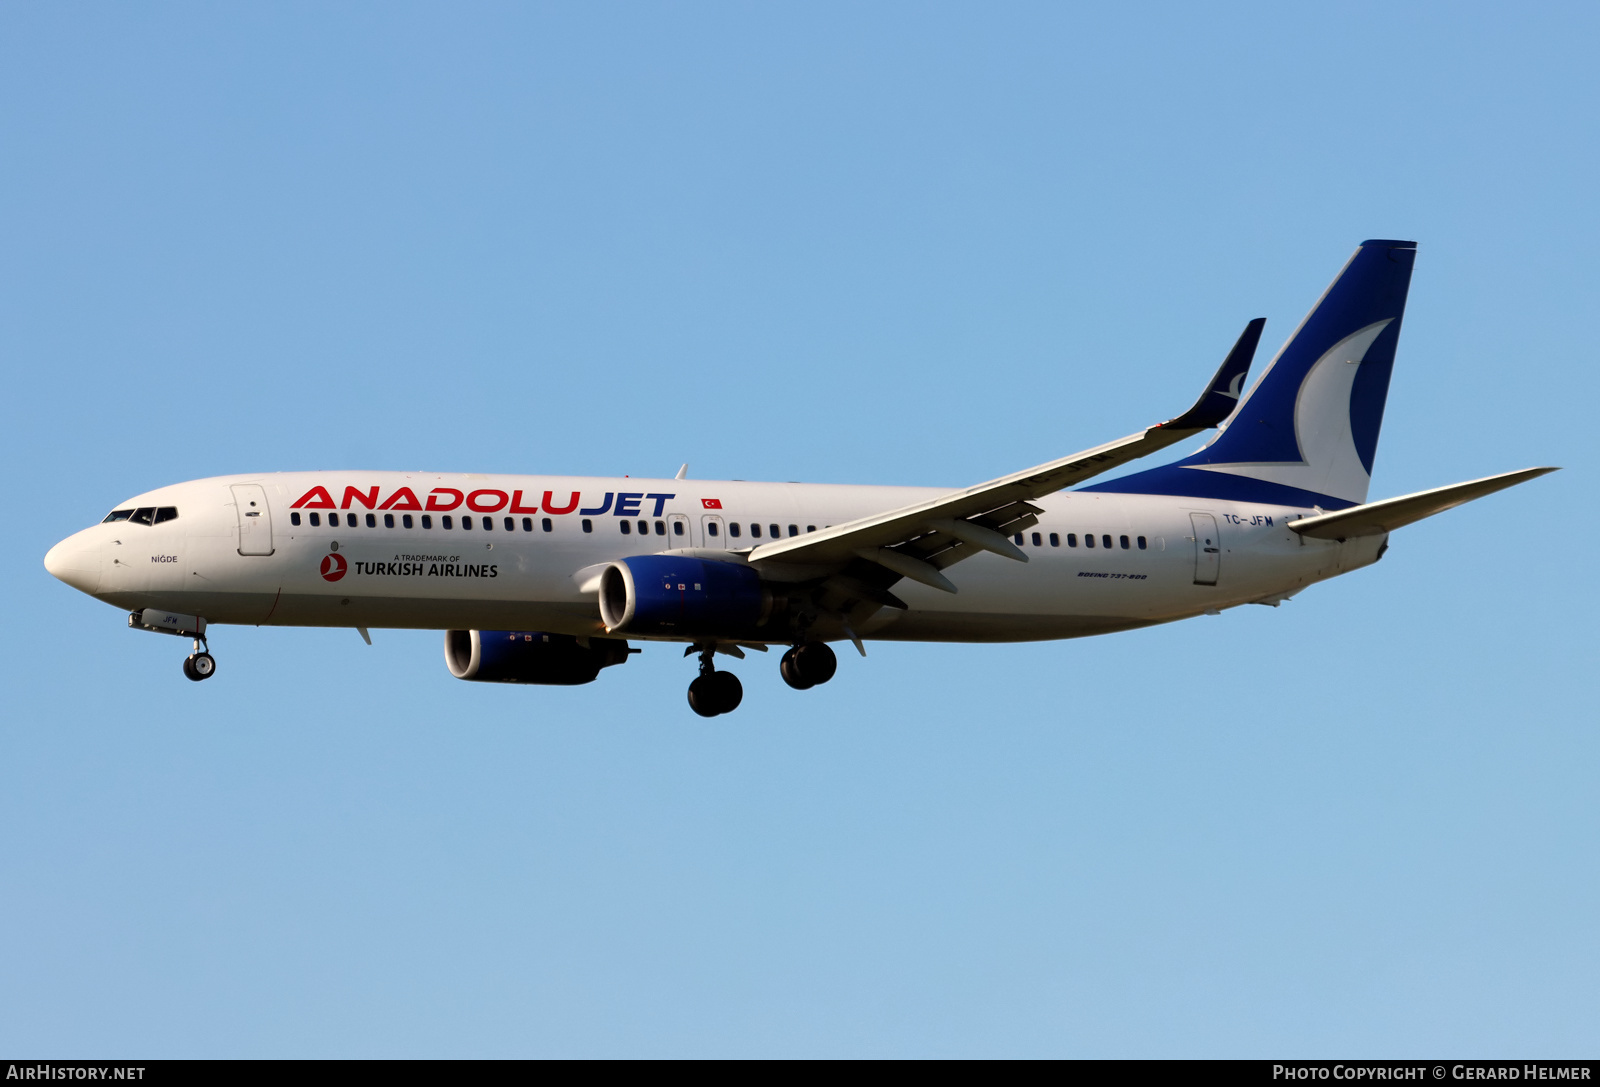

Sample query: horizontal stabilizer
[1288,467,1558,540]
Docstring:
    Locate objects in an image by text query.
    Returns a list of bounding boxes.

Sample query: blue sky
[2,2,1595,1057]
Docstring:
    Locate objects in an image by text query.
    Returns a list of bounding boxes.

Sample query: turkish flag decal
[701,498,722,509]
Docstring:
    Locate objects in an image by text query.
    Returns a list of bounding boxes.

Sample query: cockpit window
[106,506,177,525]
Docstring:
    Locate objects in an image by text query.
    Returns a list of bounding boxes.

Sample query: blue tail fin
[1088,240,1417,509]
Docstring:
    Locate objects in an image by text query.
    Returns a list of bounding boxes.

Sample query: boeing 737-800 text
[44,240,1555,715]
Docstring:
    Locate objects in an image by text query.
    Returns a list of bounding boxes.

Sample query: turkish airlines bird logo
[320,553,348,582]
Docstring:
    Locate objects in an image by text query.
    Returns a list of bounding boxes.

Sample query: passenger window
[102,509,133,523]
[620,521,631,535]
[789,525,798,536]
[770,524,780,538]
[309,512,321,527]
[347,513,359,528]
[291,512,302,526]
[807,525,815,532]
[638,520,649,535]
[1137,536,1147,550]
[751,524,762,538]
[1120,535,1129,550]
[543,518,553,532]
[504,517,514,531]
[519,517,530,532]
[1085,534,1095,548]
[729,523,742,538]
[462,516,472,530]
[385,514,395,529]
[154,507,178,524]
[673,521,684,536]
[1067,533,1076,547]
[422,515,432,529]
[582,519,592,533]
[403,514,414,529]
[130,508,155,525]
[483,517,493,531]
[1102,534,1112,549]
[365,513,377,528]
[443,515,453,529]
[707,522,720,537]
[1050,533,1060,547]
[1032,532,1042,546]
[1014,534,1024,545]
[655,521,665,536]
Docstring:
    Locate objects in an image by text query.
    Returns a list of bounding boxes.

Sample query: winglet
[1160,317,1265,431]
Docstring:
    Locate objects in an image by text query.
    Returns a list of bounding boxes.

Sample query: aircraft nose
[44,530,103,595]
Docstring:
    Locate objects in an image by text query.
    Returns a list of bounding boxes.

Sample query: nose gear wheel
[182,637,216,682]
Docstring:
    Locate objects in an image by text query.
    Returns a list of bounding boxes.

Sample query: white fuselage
[44,471,1383,644]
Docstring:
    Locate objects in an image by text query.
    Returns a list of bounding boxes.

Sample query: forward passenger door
[232,484,274,556]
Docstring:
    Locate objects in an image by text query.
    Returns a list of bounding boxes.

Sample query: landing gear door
[231,484,275,556]
[699,514,726,550]
[1190,512,1220,586]
[667,513,690,548]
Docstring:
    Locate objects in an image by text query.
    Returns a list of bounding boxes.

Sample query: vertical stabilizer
[1088,240,1417,509]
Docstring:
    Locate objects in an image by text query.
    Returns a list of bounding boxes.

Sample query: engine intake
[598,555,770,636]
[444,630,631,685]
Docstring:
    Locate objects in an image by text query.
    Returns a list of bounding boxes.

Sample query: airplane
[44,239,1556,716]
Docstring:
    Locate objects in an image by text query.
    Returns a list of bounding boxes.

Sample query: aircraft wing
[746,319,1265,592]
[1288,466,1558,540]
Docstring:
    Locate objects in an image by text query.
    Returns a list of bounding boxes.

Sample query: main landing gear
[684,641,839,716]
[780,642,837,690]
[182,638,217,682]
[687,648,743,718]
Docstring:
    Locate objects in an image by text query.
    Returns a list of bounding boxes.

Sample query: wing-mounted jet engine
[444,630,634,686]
[597,555,775,637]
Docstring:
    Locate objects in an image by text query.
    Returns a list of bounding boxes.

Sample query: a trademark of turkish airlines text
[350,560,498,579]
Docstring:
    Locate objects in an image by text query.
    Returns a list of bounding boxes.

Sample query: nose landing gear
[128,610,217,682]
[687,647,743,717]
[182,638,217,682]
[780,642,837,690]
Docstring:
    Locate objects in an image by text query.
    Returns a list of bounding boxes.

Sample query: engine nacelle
[598,555,770,637]
[444,630,631,685]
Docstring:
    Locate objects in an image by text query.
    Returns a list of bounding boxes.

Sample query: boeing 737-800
[44,240,1555,715]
